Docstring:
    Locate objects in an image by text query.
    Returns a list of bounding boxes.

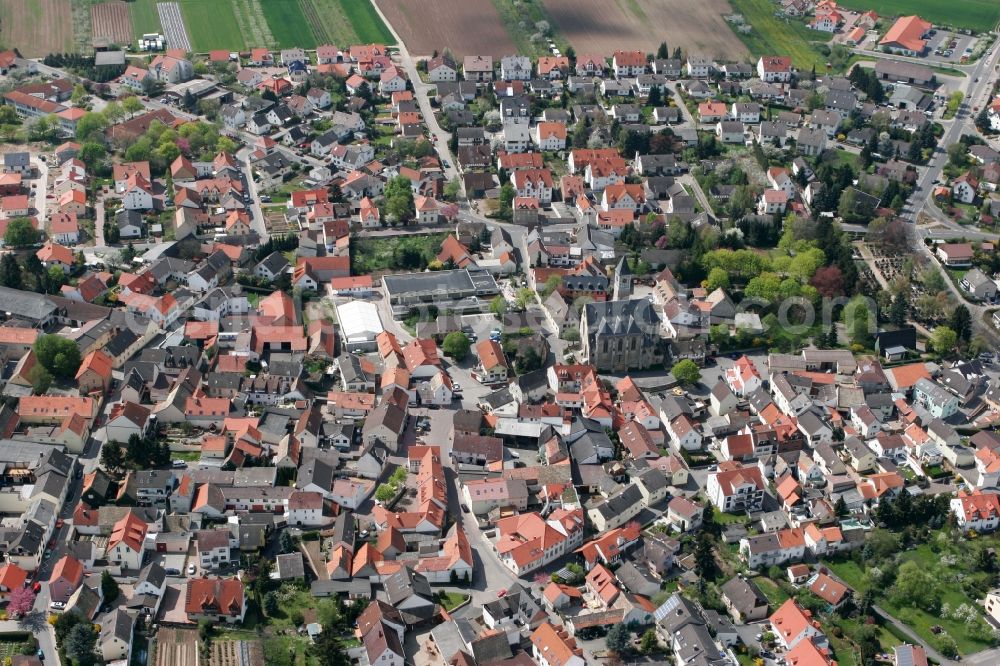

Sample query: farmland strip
[298,0,332,45]
[157,2,193,52]
[230,0,277,50]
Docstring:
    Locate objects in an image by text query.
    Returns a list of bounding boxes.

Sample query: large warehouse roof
[336,300,383,343]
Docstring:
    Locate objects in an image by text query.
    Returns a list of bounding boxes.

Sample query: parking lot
[924,29,978,64]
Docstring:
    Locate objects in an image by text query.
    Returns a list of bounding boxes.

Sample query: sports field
[835,0,1000,32]
[127,0,392,51]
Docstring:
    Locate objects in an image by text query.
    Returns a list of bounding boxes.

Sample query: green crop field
[181,0,244,50]
[835,0,1000,32]
[729,0,833,70]
[261,0,316,49]
[126,0,391,51]
[307,0,393,46]
[129,0,162,37]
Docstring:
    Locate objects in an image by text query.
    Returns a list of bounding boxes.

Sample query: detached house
[708,465,766,513]
[757,56,793,83]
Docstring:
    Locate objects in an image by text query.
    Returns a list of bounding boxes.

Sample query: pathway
[872,605,953,666]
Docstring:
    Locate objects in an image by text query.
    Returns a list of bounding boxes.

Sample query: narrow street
[30,156,48,225]
[680,173,715,217]
[93,195,105,248]
[368,0,461,190]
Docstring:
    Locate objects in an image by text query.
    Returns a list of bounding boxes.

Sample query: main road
[906,40,1000,237]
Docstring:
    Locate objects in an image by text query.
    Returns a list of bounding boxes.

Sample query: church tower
[613,255,632,301]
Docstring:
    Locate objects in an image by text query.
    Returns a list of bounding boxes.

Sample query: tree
[640,628,659,654]
[656,41,669,59]
[931,326,958,357]
[309,626,352,666]
[809,265,844,298]
[442,331,471,361]
[3,218,38,248]
[745,272,782,302]
[101,570,120,604]
[33,334,82,378]
[498,183,516,219]
[78,142,107,172]
[122,96,143,118]
[75,112,107,142]
[516,287,536,309]
[383,176,415,224]
[834,496,849,518]
[7,586,34,617]
[890,560,941,613]
[694,531,717,579]
[443,177,461,201]
[976,107,991,133]
[842,297,872,347]
[0,254,21,289]
[949,305,972,342]
[889,292,908,326]
[64,623,97,666]
[671,359,701,386]
[489,295,508,316]
[542,274,562,297]
[515,346,543,374]
[279,529,296,554]
[28,364,52,394]
[100,441,126,476]
[647,85,661,107]
[263,591,280,616]
[606,623,630,655]
[375,484,395,502]
[704,267,730,292]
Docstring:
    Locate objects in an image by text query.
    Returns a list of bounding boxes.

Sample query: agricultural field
[91,2,133,46]
[543,0,748,59]
[728,0,831,69]
[158,2,192,51]
[129,0,162,37]
[260,0,317,49]
[375,0,513,56]
[0,0,73,57]
[230,0,277,49]
[122,0,391,52]
[835,0,1000,33]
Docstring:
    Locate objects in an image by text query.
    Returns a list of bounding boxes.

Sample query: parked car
[187,564,196,575]
[49,601,65,611]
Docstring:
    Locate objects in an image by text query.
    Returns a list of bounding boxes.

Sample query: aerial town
[2,1,1000,666]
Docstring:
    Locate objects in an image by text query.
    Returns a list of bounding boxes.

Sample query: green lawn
[827,541,996,656]
[835,0,1000,32]
[306,0,394,46]
[438,591,470,611]
[728,0,832,70]
[822,558,868,590]
[754,577,790,606]
[261,0,317,49]
[130,0,162,37]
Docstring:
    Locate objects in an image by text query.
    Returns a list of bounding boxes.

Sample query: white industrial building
[336,300,383,352]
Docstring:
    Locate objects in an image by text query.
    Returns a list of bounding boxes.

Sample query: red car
[497,589,507,598]
[55,519,64,529]
[32,582,41,593]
